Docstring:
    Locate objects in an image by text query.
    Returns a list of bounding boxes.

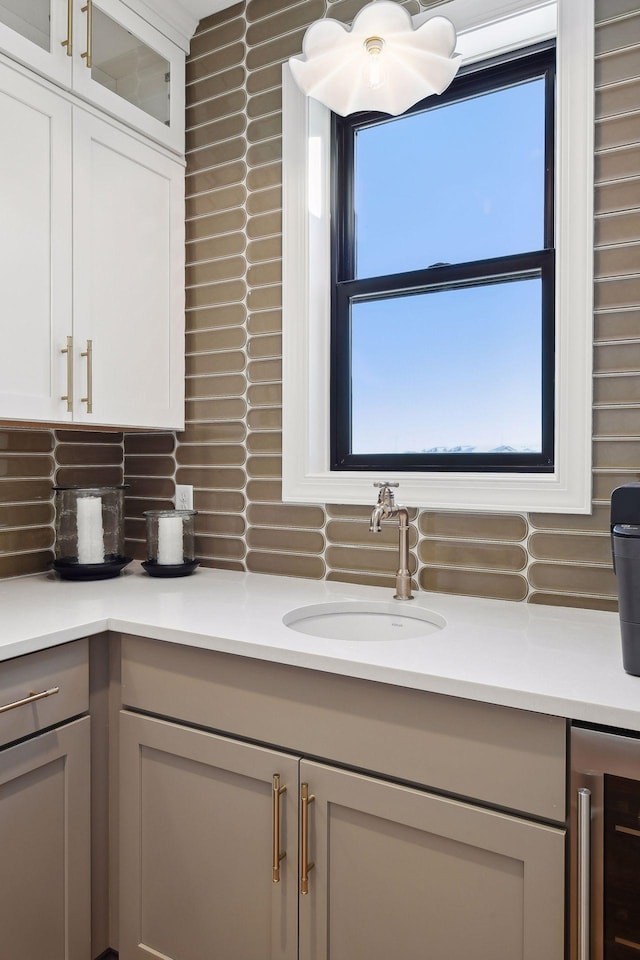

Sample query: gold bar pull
[60,0,72,55]
[81,0,92,68]
[300,782,315,896]
[81,339,93,413]
[0,687,59,715]
[61,335,73,413]
[272,774,287,883]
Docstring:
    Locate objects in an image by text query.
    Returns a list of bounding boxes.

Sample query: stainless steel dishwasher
[571,725,640,960]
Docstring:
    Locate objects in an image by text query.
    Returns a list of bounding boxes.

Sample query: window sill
[282,467,591,513]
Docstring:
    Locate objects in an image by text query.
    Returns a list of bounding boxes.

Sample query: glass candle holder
[143,510,198,577]
[53,485,131,580]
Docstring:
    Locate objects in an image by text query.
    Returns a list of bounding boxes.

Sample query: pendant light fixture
[288,0,462,117]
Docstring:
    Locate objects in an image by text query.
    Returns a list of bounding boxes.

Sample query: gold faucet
[369,482,414,601]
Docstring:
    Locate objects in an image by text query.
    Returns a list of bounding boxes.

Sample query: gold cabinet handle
[81,339,93,413]
[300,782,315,896]
[81,0,92,67]
[60,0,72,55]
[272,774,287,883]
[0,686,59,715]
[61,335,73,413]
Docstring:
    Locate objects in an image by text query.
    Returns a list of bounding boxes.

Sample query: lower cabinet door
[299,760,565,960]
[119,710,299,960]
[0,716,91,960]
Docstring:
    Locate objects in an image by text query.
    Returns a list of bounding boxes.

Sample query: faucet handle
[373,481,398,507]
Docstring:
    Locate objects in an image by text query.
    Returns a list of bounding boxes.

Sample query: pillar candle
[77,496,105,565]
[158,515,184,565]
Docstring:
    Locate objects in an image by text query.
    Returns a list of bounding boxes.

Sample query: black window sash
[330,43,556,474]
[332,254,555,472]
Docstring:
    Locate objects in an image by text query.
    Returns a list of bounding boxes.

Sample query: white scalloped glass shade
[288,1,462,117]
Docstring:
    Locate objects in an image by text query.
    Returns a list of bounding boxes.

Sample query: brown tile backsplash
[1,0,638,617]
[418,539,528,572]
[528,591,618,612]
[0,429,124,578]
[593,373,640,405]
[247,503,325,528]
[0,502,53,528]
[55,467,122,487]
[596,45,640,86]
[247,526,325,553]
[419,568,529,602]
[0,551,53,579]
[327,519,418,550]
[528,532,612,565]
[418,511,528,542]
[246,549,325,578]
[528,562,617,598]
[0,479,53,503]
[186,351,247,377]
[0,430,53,452]
[326,544,418,577]
[594,308,640,342]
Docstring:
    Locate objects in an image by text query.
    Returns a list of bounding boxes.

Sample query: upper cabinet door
[0,59,73,422]
[72,108,185,429]
[0,0,73,87]
[72,0,185,153]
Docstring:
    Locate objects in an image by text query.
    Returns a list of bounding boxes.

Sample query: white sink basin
[283,600,446,642]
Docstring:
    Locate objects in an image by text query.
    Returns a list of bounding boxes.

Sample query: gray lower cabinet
[0,715,91,960]
[119,710,300,960]
[119,708,565,960]
[299,760,565,960]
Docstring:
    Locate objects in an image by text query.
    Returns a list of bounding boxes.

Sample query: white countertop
[0,565,638,731]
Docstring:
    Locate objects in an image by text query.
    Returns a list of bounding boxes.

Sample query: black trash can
[611,483,640,676]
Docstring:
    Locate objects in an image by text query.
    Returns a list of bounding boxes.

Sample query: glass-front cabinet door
[0,0,184,153]
[0,0,73,86]
[73,0,184,152]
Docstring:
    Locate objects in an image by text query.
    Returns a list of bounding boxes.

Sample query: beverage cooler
[571,726,640,959]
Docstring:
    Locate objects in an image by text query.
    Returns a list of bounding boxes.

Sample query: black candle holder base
[141,559,199,578]
[53,555,133,581]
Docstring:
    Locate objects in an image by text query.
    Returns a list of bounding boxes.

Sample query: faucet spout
[369,482,414,601]
[369,503,386,533]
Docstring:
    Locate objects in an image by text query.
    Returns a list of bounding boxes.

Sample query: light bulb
[364,36,385,91]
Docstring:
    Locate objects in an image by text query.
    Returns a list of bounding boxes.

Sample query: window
[282,0,594,513]
[331,46,556,473]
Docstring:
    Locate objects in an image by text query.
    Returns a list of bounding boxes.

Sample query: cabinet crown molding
[124,0,240,52]
[122,0,201,50]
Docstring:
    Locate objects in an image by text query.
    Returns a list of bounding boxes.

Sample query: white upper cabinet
[0,0,186,430]
[0,56,185,430]
[0,0,185,152]
[0,60,72,422]
[72,110,185,428]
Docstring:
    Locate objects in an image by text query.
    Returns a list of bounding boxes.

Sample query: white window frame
[282,0,594,513]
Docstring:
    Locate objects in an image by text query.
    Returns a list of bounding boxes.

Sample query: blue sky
[348,77,546,455]
[351,279,543,453]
